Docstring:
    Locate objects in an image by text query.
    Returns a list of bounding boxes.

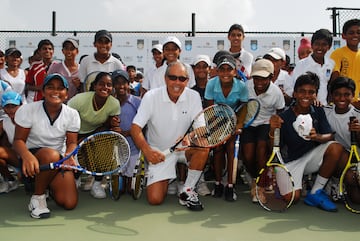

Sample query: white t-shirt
[132,86,202,151]
[14,101,81,155]
[291,55,334,106]
[0,68,26,103]
[144,61,196,90]
[324,105,360,150]
[2,116,15,144]
[79,54,125,83]
[247,79,285,126]
[274,69,294,97]
[231,48,254,78]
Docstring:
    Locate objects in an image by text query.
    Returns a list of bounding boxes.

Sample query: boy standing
[330,19,360,106]
[79,30,125,83]
[228,24,254,78]
[292,29,334,106]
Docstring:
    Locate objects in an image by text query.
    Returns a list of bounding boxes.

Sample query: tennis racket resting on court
[256,128,295,212]
[232,99,260,183]
[162,103,237,155]
[131,152,146,200]
[40,131,130,178]
[339,116,360,214]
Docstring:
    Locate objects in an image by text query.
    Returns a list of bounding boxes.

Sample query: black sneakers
[179,188,204,211]
[224,186,237,202]
[211,183,224,198]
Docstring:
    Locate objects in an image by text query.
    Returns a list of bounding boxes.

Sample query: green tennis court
[1,184,359,241]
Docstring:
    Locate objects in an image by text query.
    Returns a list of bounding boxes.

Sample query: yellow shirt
[330,46,360,99]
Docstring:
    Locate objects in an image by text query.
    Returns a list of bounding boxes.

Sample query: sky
[0,0,359,33]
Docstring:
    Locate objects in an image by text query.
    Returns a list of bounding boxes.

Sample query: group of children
[0,18,359,218]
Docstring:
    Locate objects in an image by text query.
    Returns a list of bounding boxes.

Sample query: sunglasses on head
[167,75,188,82]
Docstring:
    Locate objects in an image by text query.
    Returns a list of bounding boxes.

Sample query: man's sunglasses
[167,75,188,82]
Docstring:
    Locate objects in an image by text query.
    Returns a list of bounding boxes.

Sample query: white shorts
[283,141,336,191]
[146,151,186,186]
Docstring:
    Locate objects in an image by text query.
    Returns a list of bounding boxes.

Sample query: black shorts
[241,124,270,144]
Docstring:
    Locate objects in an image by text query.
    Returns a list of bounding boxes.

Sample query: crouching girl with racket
[13,74,81,219]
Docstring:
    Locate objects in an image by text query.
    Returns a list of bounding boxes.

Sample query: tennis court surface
[1,184,359,241]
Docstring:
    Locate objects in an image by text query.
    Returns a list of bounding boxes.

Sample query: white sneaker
[197,181,211,196]
[28,194,50,219]
[75,178,81,189]
[83,176,94,191]
[167,179,177,195]
[90,180,106,199]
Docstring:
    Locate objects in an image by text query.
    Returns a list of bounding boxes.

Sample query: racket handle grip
[39,163,54,171]
[350,116,356,144]
[274,128,280,147]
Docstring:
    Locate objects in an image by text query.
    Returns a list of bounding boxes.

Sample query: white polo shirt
[247,80,285,126]
[15,101,81,155]
[79,54,125,83]
[133,86,202,151]
[143,61,196,91]
[291,55,334,106]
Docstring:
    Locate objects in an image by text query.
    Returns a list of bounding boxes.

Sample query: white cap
[192,54,211,66]
[292,114,313,140]
[266,47,286,61]
[151,44,163,53]
[162,36,181,49]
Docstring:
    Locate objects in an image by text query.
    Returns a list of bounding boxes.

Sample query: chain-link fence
[327,7,360,36]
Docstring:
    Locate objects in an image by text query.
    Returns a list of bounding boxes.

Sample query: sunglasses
[167,75,188,82]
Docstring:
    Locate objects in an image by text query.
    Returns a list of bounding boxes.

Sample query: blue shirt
[279,105,333,163]
[204,76,248,110]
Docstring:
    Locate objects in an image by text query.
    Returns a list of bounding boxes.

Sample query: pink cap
[297,37,311,55]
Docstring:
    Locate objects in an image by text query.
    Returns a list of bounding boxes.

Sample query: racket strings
[199,106,236,146]
[77,134,129,173]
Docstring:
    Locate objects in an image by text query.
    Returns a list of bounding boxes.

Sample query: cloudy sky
[0,0,359,33]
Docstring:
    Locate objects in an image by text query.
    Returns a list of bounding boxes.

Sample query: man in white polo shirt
[131,61,209,211]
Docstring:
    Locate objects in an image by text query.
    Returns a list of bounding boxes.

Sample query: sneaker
[197,181,211,196]
[7,180,18,192]
[0,181,8,193]
[167,179,177,195]
[83,176,94,191]
[28,194,50,219]
[304,189,338,212]
[224,185,237,202]
[90,181,106,199]
[325,177,340,202]
[211,183,224,198]
[179,188,204,211]
[75,178,82,189]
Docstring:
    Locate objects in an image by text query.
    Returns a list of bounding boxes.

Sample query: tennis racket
[256,128,295,212]
[83,71,100,92]
[131,152,146,200]
[232,99,260,183]
[162,104,237,155]
[109,174,124,200]
[339,116,360,214]
[40,131,130,177]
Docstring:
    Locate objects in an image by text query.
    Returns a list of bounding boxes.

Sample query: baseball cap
[1,91,22,107]
[5,48,22,57]
[217,55,236,69]
[251,59,274,78]
[43,73,69,90]
[94,30,112,42]
[112,69,129,83]
[192,54,211,66]
[162,36,181,49]
[151,44,163,53]
[212,50,238,66]
[293,114,313,140]
[266,47,286,61]
[63,38,79,49]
